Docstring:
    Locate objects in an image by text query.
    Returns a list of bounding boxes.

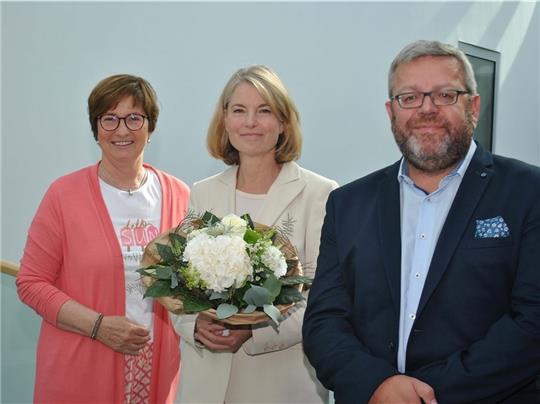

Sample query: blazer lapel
[378,161,402,312]
[215,166,237,216]
[417,145,494,314]
[257,162,306,227]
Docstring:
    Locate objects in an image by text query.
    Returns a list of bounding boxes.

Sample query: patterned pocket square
[475,216,510,239]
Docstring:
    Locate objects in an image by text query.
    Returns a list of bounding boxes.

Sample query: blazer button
[388,341,395,350]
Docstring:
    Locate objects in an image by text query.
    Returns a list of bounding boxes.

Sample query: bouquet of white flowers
[138,211,311,325]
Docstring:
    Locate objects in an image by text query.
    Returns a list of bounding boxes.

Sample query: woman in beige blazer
[172,65,338,403]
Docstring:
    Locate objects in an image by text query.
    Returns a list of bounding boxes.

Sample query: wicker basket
[140,219,303,325]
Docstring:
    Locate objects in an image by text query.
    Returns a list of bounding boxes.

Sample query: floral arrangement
[137,211,311,325]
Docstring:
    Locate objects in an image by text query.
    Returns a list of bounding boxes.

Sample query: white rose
[221,214,248,236]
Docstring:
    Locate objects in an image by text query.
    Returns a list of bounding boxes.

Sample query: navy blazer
[303,144,540,403]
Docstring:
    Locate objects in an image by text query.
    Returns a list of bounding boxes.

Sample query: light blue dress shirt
[396,141,477,373]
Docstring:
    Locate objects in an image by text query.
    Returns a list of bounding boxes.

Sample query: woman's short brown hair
[207,65,302,165]
[88,74,159,140]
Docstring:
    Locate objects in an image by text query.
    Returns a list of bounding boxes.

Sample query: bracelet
[90,313,104,340]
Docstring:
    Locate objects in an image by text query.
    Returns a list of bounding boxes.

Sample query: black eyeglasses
[98,113,148,131]
[390,89,470,109]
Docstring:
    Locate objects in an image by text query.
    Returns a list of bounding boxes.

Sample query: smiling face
[97,96,150,167]
[385,56,480,173]
[224,81,284,162]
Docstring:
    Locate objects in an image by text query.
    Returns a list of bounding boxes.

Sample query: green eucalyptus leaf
[210,291,228,300]
[275,286,304,304]
[171,288,212,312]
[243,285,274,306]
[201,211,221,225]
[216,303,239,319]
[180,292,213,313]
[155,266,174,279]
[263,304,283,325]
[169,233,186,256]
[243,304,257,314]
[137,266,159,276]
[170,272,179,289]
[156,243,174,263]
[279,275,313,285]
[263,273,282,299]
[143,280,175,298]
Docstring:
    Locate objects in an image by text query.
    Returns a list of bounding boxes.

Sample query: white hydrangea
[221,214,248,236]
[183,232,252,292]
[261,245,288,278]
[186,228,205,240]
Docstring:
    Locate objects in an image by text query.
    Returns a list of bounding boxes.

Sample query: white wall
[1,2,539,402]
[3,1,539,263]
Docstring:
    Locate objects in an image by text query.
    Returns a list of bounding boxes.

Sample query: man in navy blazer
[303,40,540,403]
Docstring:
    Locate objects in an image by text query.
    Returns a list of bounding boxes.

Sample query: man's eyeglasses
[98,113,148,131]
[390,89,470,109]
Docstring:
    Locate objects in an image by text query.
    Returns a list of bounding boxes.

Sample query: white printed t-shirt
[100,169,162,339]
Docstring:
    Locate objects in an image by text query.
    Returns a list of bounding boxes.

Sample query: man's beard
[391,106,475,173]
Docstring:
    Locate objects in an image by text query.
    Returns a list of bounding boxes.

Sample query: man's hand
[368,375,437,404]
[194,314,252,353]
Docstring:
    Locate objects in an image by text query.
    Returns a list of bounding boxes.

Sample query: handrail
[1,260,19,277]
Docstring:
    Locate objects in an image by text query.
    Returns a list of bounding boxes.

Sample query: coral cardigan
[17,163,189,403]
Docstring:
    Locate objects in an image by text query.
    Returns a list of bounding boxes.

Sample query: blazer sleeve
[245,178,338,355]
[170,313,199,347]
[408,195,540,403]
[302,192,399,403]
[16,183,72,325]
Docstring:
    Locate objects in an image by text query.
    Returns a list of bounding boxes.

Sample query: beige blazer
[172,162,338,404]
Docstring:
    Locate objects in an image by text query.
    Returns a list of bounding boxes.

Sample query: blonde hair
[207,65,302,165]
